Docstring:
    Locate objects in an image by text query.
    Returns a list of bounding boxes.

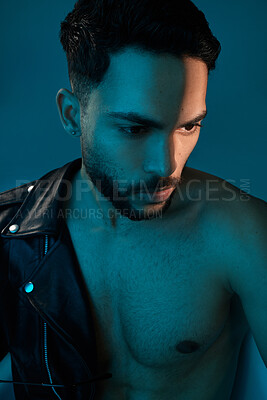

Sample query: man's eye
[185,124,196,131]
[119,126,150,135]
[177,123,203,135]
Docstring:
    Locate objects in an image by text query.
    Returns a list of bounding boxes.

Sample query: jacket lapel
[1,158,98,373]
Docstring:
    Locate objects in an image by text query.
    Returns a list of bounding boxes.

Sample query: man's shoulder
[184,166,265,211]
[183,166,266,256]
[184,167,266,293]
[0,159,81,234]
[0,183,33,207]
[0,182,35,232]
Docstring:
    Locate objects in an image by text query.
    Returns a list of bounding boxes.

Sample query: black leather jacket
[0,158,110,399]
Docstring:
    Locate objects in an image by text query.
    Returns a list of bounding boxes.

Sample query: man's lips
[136,185,173,194]
[135,186,175,203]
[150,185,173,193]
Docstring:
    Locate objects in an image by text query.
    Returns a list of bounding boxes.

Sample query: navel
[176,340,200,354]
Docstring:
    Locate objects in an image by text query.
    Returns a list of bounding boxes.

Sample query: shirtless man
[0,0,266,399]
[55,0,267,398]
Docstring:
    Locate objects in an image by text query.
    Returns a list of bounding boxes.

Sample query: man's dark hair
[59,0,221,108]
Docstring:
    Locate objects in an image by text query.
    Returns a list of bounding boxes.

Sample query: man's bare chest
[66,220,233,372]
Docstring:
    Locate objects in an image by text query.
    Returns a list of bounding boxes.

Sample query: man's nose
[143,134,176,177]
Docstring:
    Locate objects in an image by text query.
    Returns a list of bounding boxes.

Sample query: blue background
[0,0,266,200]
[0,1,266,399]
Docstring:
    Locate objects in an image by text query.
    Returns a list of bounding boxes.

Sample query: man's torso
[64,168,249,400]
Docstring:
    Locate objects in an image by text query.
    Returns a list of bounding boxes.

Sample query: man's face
[79,47,208,221]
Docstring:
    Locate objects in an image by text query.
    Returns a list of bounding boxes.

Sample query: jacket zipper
[43,234,62,400]
[38,234,96,400]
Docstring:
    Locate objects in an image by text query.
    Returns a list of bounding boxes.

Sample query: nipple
[176,340,200,354]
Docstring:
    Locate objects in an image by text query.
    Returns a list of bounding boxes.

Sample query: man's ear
[56,88,81,136]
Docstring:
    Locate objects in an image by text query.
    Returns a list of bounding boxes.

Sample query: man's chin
[114,195,173,222]
[128,206,164,221]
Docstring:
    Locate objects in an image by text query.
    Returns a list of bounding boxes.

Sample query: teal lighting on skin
[106,110,207,132]
[57,47,209,229]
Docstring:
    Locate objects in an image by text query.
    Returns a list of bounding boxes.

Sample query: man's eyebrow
[106,111,166,130]
[106,109,207,130]
[178,110,208,127]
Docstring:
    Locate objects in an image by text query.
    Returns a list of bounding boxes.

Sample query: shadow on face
[61,47,209,224]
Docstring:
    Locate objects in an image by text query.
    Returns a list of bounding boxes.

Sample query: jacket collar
[1,158,82,238]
